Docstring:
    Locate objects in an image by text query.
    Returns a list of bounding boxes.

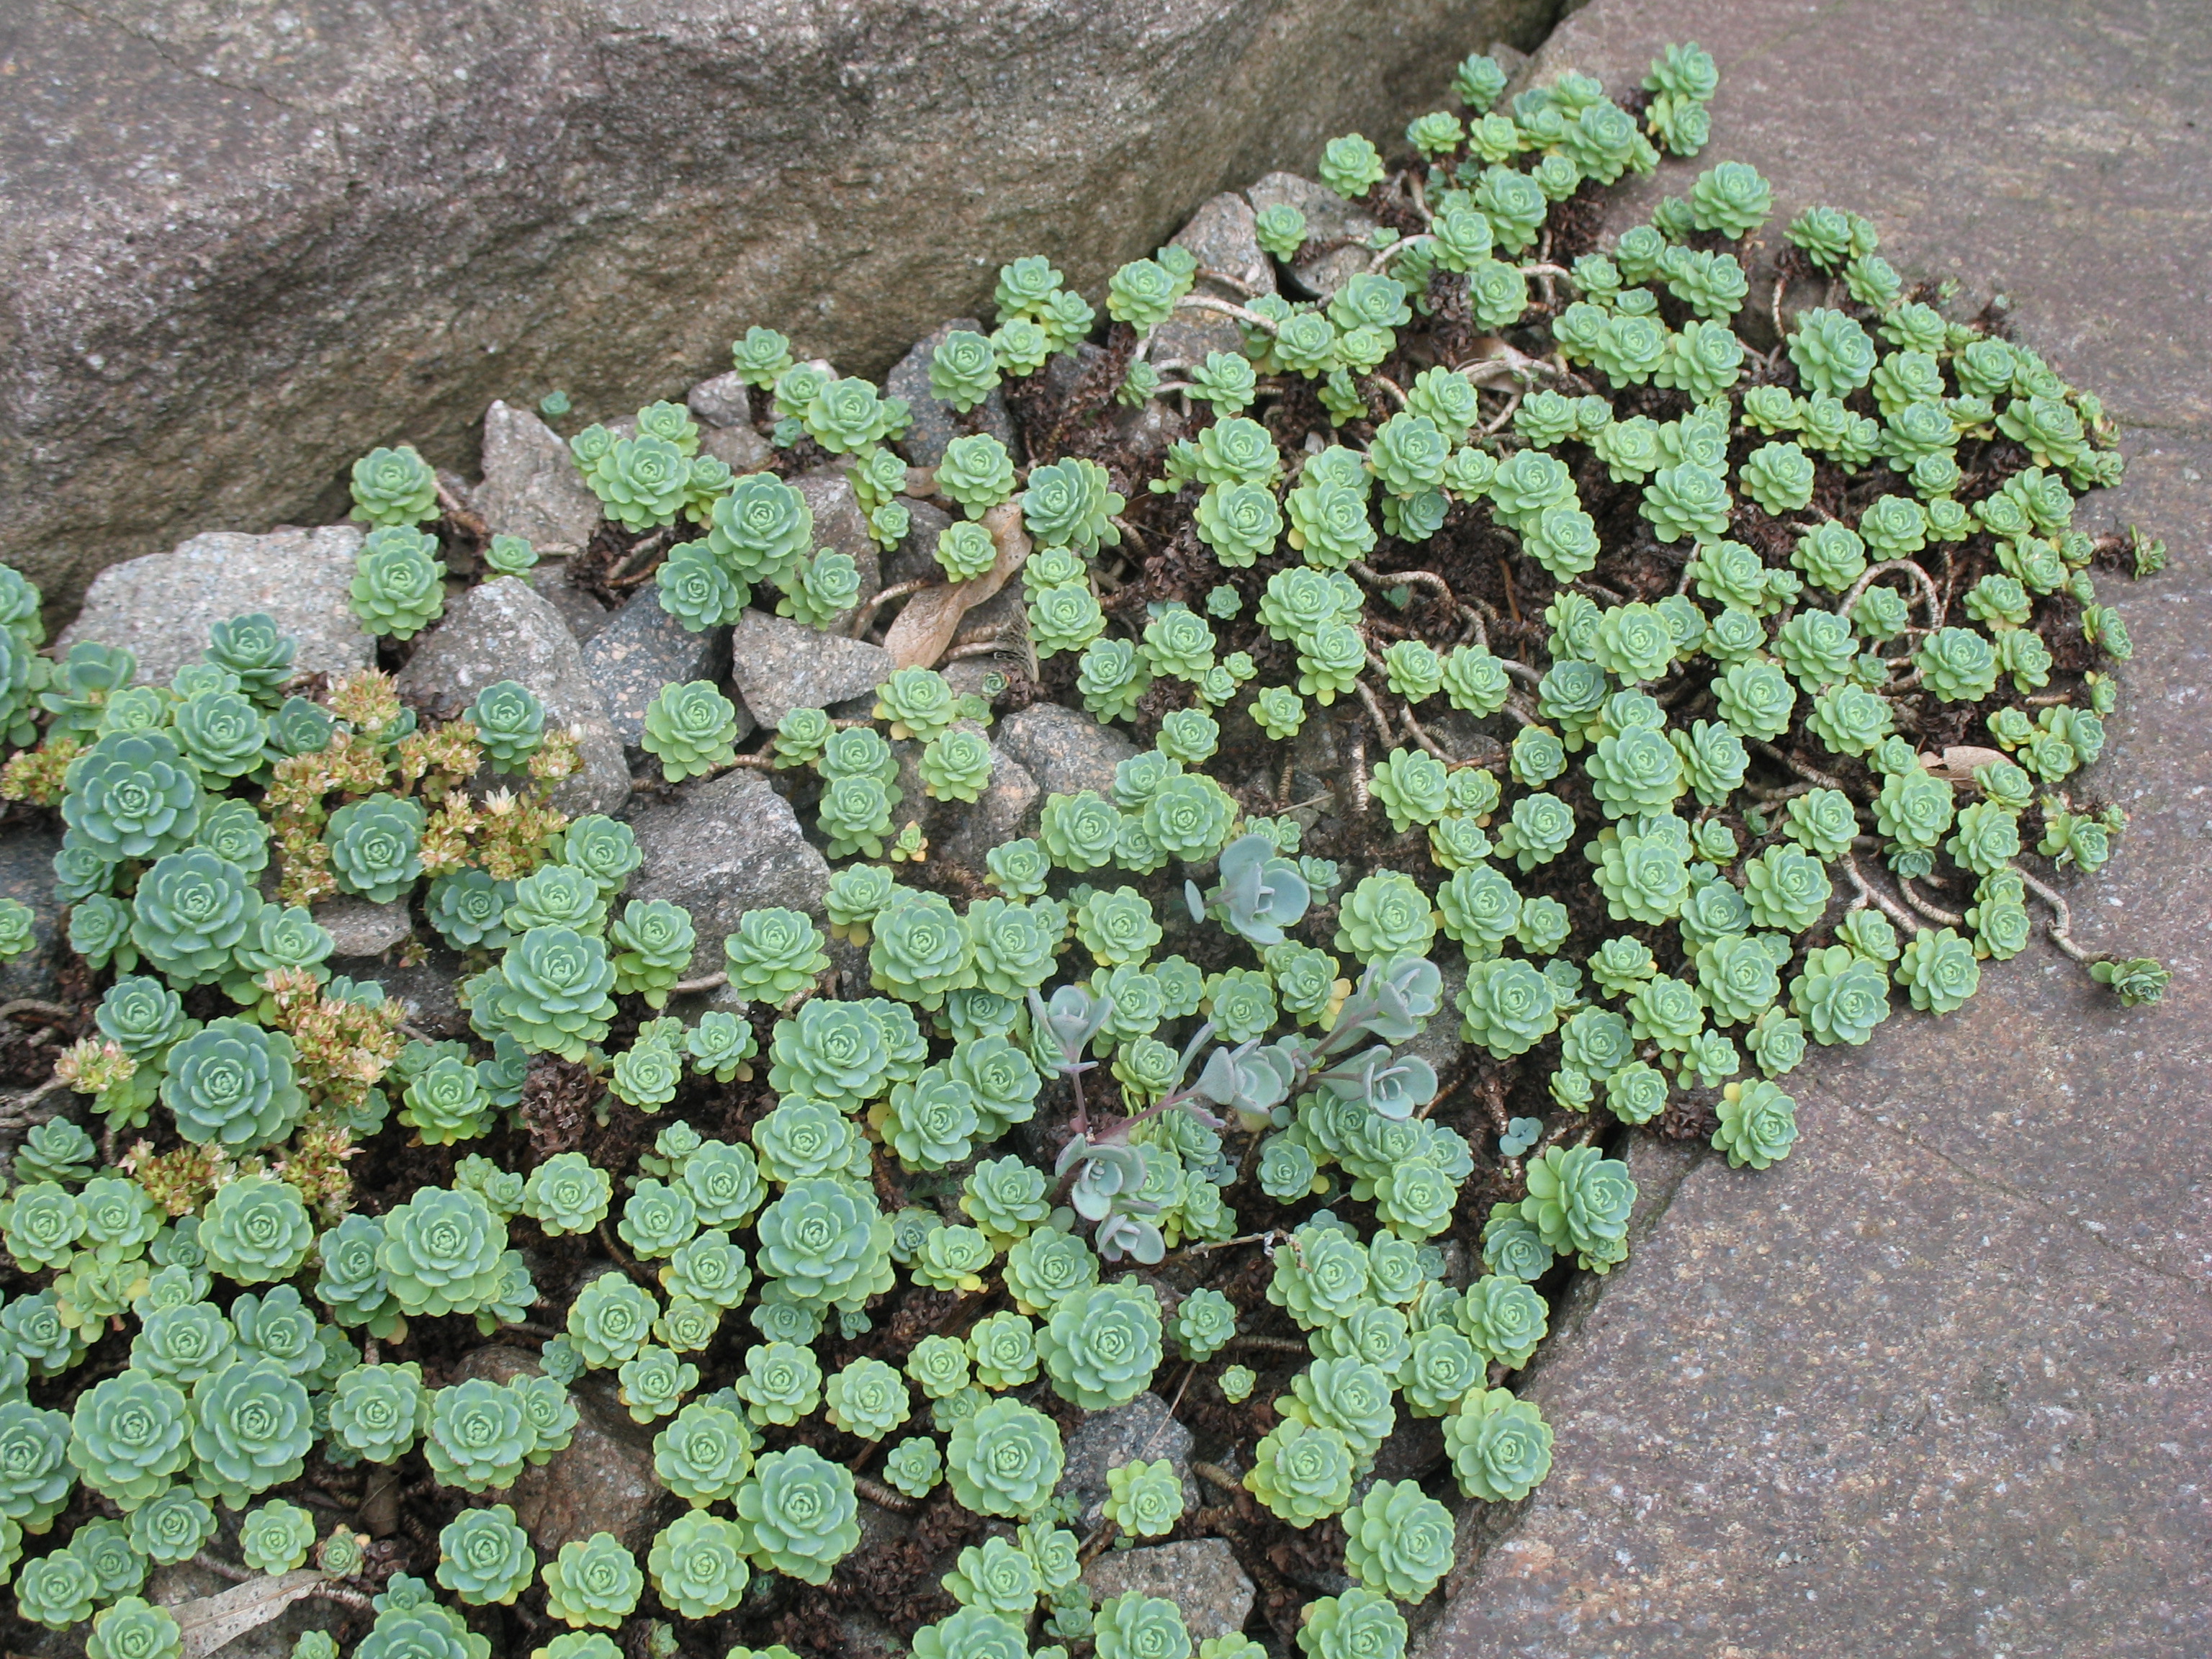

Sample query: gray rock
[699,422,775,475]
[313,898,412,958]
[727,609,896,729]
[884,318,1020,467]
[1,0,1556,611]
[475,400,602,555]
[994,702,1141,800]
[0,821,63,1006]
[792,469,882,618]
[1245,171,1380,299]
[457,1346,671,1555]
[526,557,613,644]
[1055,1390,1197,1532]
[881,497,958,589]
[346,953,469,1038]
[685,371,756,431]
[394,576,629,816]
[55,526,370,688]
[1150,192,1278,370]
[626,770,831,953]
[1082,1539,1255,1642]
[932,740,1040,880]
[580,587,739,749]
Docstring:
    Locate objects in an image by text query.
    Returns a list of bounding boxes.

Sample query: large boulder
[1,0,1554,614]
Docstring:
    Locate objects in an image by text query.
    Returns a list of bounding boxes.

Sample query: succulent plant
[542,1532,643,1628]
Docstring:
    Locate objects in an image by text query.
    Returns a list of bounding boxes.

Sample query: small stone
[932,741,1039,880]
[395,576,629,817]
[457,1345,671,1555]
[56,525,372,688]
[994,702,1141,799]
[314,897,411,958]
[345,953,468,1038]
[1082,1539,1254,1642]
[528,558,613,644]
[580,587,739,749]
[0,822,62,1006]
[475,400,603,555]
[700,422,774,474]
[792,467,882,618]
[1150,192,1278,369]
[1245,171,1380,300]
[685,370,755,430]
[1055,1391,1197,1532]
[881,497,957,588]
[884,318,1020,467]
[726,609,896,729]
[626,768,830,948]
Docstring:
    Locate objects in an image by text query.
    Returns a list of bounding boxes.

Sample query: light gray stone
[933,741,1040,880]
[457,1345,671,1555]
[2,0,1555,611]
[995,702,1142,800]
[626,769,831,950]
[394,575,629,816]
[884,318,1020,467]
[1055,1390,1197,1532]
[55,525,370,688]
[685,370,756,431]
[474,400,601,554]
[792,468,882,619]
[313,897,411,958]
[1082,1539,1255,1642]
[1150,192,1279,370]
[580,586,739,748]
[700,421,774,474]
[727,609,896,729]
[1245,171,1380,299]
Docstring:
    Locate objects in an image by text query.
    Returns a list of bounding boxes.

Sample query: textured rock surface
[313,898,410,959]
[994,702,1143,800]
[393,576,629,816]
[1244,171,1378,300]
[884,318,1020,467]
[580,588,738,749]
[1150,192,1278,370]
[1429,4,2212,1654]
[1082,1539,1255,1642]
[726,610,896,729]
[474,400,601,554]
[54,526,370,686]
[1054,1390,1198,1532]
[526,558,613,643]
[625,770,830,951]
[1,0,1552,613]
[932,740,1040,879]
[0,822,62,1007]
[457,1344,670,1555]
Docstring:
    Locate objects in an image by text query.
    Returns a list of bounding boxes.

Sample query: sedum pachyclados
[0,39,2162,1651]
